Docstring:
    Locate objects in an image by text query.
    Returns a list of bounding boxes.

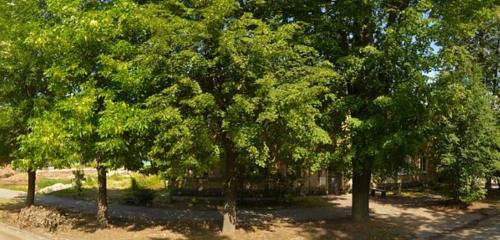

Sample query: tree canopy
[0,0,498,233]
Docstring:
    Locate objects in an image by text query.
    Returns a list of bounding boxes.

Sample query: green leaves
[131,0,339,179]
[14,112,78,171]
[1,1,497,206]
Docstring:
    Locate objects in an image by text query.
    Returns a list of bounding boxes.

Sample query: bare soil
[0,200,404,240]
[0,169,498,240]
[0,191,498,240]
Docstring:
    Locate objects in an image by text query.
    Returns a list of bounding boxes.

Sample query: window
[420,155,428,172]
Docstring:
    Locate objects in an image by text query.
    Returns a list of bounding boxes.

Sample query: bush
[17,206,68,232]
[123,177,156,206]
[435,167,486,204]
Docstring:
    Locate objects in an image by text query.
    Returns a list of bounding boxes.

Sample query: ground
[0,168,498,239]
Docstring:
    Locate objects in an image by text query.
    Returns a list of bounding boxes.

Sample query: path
[0,222,49,240]
[367,197,500,239]
[439,213,500,240]
[0,188,348,222]
[0,188,498,239]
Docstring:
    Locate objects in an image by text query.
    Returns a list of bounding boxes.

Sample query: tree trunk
[26,170,36,207]
[96,164,108,226]
[352,167,371,221]
[221,136,237,236]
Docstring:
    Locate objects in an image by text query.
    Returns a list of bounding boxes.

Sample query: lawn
[0,176,72,192]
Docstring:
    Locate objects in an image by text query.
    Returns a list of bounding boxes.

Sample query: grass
[0,178,72,192]
[47,173,170,206]
[38,178,72,189]
[0,182,27,192]
[0,178,71,192]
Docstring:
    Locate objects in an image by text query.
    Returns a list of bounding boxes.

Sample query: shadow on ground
[1,191,498,240]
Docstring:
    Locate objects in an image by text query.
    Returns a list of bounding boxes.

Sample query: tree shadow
[43,205,228,239]
[368,192,500,240]
[5,189,498,240]
[0,196,25,214]
[369,192,459,209]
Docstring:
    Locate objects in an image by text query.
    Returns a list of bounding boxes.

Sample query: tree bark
[221,136,237,236]
[26,170,36,207]
[352,167,371,221]
[96,164,108,226]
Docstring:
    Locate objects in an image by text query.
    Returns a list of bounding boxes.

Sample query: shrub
[72,169,85,196]
[17,206,68,232]
[124,177,156,206]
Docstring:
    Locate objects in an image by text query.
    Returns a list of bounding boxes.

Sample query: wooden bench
[370,188,386,198]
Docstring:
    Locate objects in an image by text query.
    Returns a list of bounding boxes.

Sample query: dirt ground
[0,168,498,240]
[0,199,406,240]
[0,191,498,240]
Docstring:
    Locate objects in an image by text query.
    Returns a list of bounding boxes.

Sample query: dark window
[420,155,428,172]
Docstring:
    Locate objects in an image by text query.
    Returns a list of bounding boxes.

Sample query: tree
[135,0,336,234]
[13,112,78,205]
[14,0,150,224]
[429,46,499,203]
[431,1,500,191]
[0,0,56,206]
[245,0,435,220]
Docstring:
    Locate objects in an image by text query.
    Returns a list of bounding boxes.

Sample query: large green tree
[428,0,500,202]
[431,1,500,191]
[14,0,150,225]
[0,0,57,206]
[244,0,435,220]
[429,47,499,203]
[135,0,336,234]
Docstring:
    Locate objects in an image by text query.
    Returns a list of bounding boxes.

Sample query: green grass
[0,178,72,192]
[0,182,27,192]
[38,178,72,189]
[49,187,97,201]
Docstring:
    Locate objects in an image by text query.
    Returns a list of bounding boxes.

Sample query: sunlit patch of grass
[0,178,73,192]
[49,187,97,201]
[391,188,444,199]
[107,174,132,189]
[37,178,73,189]
[132,174,165,190]
[0,182,26,192]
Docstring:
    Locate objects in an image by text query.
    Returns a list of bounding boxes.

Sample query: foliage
[124,177,156,206]
[430,71,499,203]
[1,0,499,223]
[72,169,85,196]
[12,0,151,171]
[0,0,54,167]
[429,1,500,203]
[136,1,336,181]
